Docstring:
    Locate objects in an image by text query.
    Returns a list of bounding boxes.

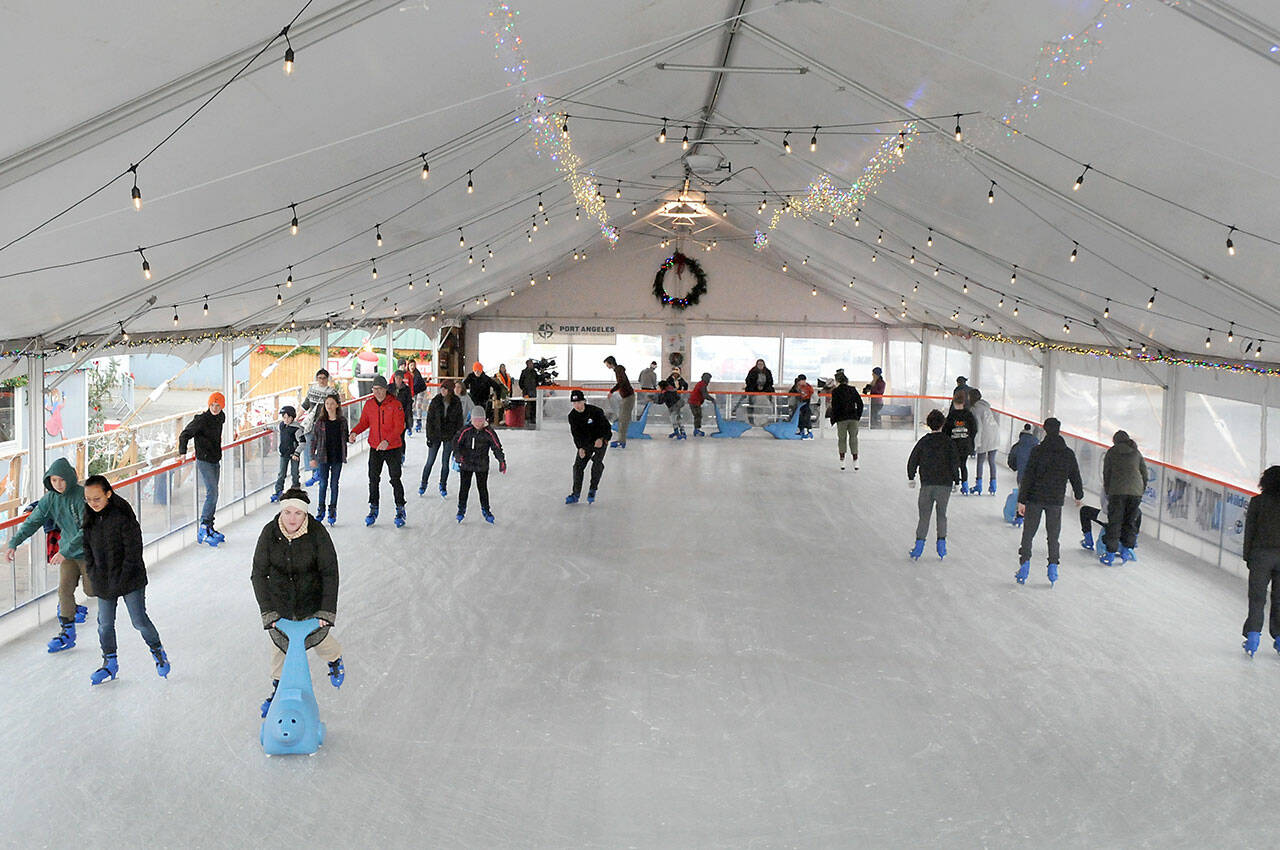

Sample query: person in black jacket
[1242,466,1280,655]
[518,359,540,425]
[942,389,979,494]
[733,358,775,422]
[906,409,960,560]
[178,392,227,543]
[251,487,343,717]
[462,362,505,423]
[270,406,304,501]
[81,475,169,685]
[828,371,864,471]
[1015,417,1084,586]
[454,407,506,523]
[308,395,348,526]
[566,389,612,504]
[420,381,463,497]
[392,371,415,456]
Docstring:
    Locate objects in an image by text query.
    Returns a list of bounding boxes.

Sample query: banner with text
[535,321,617,345]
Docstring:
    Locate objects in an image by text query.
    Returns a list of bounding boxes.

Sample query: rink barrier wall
[0,394,374,644]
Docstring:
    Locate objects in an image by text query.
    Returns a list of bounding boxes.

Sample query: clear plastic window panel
[978,354,1007,410]
[690,336,781,386]
[1266,408,1280,468]
[781,338,874,385]
[1052,370,1100,442]
[886,340,920,396]
[926,345,971,400]
[1003,360,1042,421]
[570,336,662,384]
[1099,378,1164,461]
[477,333,567,383]
[1183,391,1260,489]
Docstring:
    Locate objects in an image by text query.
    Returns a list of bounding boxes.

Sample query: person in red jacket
[348,375,407,528]
[688,372,713,436]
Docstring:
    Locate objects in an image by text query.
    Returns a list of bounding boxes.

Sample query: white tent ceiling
[2,0,1279,360]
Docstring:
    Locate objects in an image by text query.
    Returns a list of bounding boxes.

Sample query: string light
[561,114,569,135]
[483,295,489,306]
[758,193,767,214]
[854,210,860,227]
[467,250,474,265]
[137,248,151,280]
[632,203,637,216]
[527,230,532,243]
[1227,225,1236,256]
[849,278,855,287]
[394,303,399,315]
[927,228,933,247]
[874,308,880,318]
[1063,319,1071,334]
[909,249,916,264]
[802,255,809,265]
[546,270,551,281]
[488,245,494,259]
[1070,242,1078,262]
[289,203,299,235]
[781,261,788,272]
[1073,164,1090,191]
[1148,288,1157,309]
[408,274,414,291]
[371,259,378,279]
[510,287,515,296]
[783,131,792,154]
[954,114,963,141]
[276,287,283,306]
[1205,331,1212,349]
[466,170,474,193]
[1228,323,1235,342]
[285,266,293,287]
[933,266,940,276]
[282,27,294,75]
[421,155,429,180]
[871,252,877,262]
[897,130,906,156]
[1013,301,1019,316]
[658,118,667,143]
[1103,298,1110,318]
[998,294,1004,309]
[877,230,883,244]
[829,216,836,227]
[481,260,486,272]
[962,279,969,294]
[530,274,536,286]
[842,301,848,312]
[458,228,465,247]
[682,126,690,150]
[811,286,818,296]
[912,282,919,292]
[809,126,818,152]
[290,318,297,330]
[375,225,382,247]
[120,323,129,343]
[173,306,180,327]
[1010,265,1017,285]
[988,181,996,204]
[129,165,141,210]
[361,301,366,315]
[349,295,355,310]
[203,296,209,316]
[615,180,622,198]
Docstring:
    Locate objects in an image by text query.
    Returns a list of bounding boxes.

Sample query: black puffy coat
[82,495,146,600]
[251,515,339,631]
[1019,434,1084,507]
[425,393,464,445]
[829,384,864,422]
[178,409,225,463]
[454,424,505,472]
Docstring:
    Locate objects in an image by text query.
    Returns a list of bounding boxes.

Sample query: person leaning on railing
[178,392,226,544]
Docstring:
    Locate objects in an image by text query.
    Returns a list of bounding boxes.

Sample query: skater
[250,487,343,717]
[906,410,961,560]
[462,361,504,424]
[391,370,414,458]
[420,379,463,497]
[969,389,1001,495]
[80,475,169,685]
[862,367,886,430]
[828,371,864,470]
[942,389,979,493]
[1242,466,1280,655]
[454,406,506,523]
[1009,423,1039,487]
[658,379,687,439]
[5,457,92,652]
[688,372,713,436]
[1015,417,1084,586]
[179,392,227,545]
[1097,430,1148,565]
[299,368,340,485]
[270,406,304,501]
[793,374,815,438]
[604,355,635,448]
[665,365,689,392]
[308,394,348,526]
[494,363,514,425]
[734,358,775,422]
[638,361,658,392]
[566,389,611,504]
[348,375,407,528]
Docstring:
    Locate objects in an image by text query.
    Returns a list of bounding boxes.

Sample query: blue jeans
[97,588,162,655]
[420,440,453,489]
[316,462,342,510]
[274,454,300,494]
[196,460,220,525]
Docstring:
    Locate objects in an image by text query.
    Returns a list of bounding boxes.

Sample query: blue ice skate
[960,481,970,495]
[482,510,495,524]
[261,618,326,756]
[47,621,76,653]
[1047,563,1059,586]
[587,490,596,504]
[394,505,406,528]
[58,604,88,624]
[90,653,118,685]
[1081,531,1094,551]
[908,539,925,561]
[1244,631,1261,657]
[974,477,983,495]
[936,539,947,559]
[988,478,997,495]
[1015,561,1030,585]
[315,505,326,522]
[151,646,170,678]
[1119,546,1137,563]
[327,507,336,527]
[565,494,580,505]
[365,505,378,527]
[1099,550,1116,566]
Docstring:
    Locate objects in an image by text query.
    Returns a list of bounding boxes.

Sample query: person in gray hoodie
[5,457,92,652]
[1098,430,1148,564]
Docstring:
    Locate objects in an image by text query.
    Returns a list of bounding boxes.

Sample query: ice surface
[2,426,1279,848]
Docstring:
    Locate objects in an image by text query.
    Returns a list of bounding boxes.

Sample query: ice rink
[2,425,1278,848]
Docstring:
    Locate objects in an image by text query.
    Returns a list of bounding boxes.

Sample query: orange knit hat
[472,361,483,372]
[208,391,226,407]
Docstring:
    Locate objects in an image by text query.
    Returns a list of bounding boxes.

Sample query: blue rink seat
[611,401,653,440]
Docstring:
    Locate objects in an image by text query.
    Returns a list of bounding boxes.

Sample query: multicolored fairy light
[768,125,916,231]
[753,230,769,251]
[485,4,618,246]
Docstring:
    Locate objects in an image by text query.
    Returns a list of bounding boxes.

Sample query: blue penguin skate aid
[261,618,326,755]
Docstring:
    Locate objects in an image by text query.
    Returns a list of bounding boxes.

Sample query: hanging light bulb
[1063,319,1071,334]
[530,275,536,286]
[871,252,877,263]
[1148,288,1157,309]
[926,228,933,247]
[466,170,474,194]
[173,306,179,327]
[349,295,355,310]
[361,301,366,315]
[842,301,848,312]
[954,114,963,142]
[810,126,818,152]
[658,119,668,143]
[682,126,690,150]
[325,316,332,329]
[408,274,414,291]
[546,270,551,281]
[1205,332,1212,349]
[532,216,538,232]
[912,282,919,292]
[1229,323,1235,342]
[483,295,489,306]
[375,225,382,247]
[1227,225,1237,256]
[829,216,835,227]
[290,318,297,329]
[1013,302,1019,316]
[276,287,283,306]
[849,279,855,287]
[877,230,883,244]
[573,250,579,261]
[561,114,569,135]
[393,303,399,315]
[909,249,916,264]
[933,266,940,277]
[897,130,906,157]
[1073,164,1090,191]
[509,287,515,297]
[962,279,969,294]
[998,294,1004,309]
[574,207,580,221]
[290,203,299,235]
[481,260,486,272]
[1070,242,1078,263]
[952,309,960,320]
[1103,299,1110,318]
[854,210,860,227]
[632,203,637,216]
[487,245,494,259]
[137,247,151,280]
[802,255,809,265]
[285,266,293,288]
[458,229,465,247]
[129,165,141,210]
[781,261,788,272]
[783,131,792,154]
[420,155,429,180]
[120,324,129,342]
[758,193,767,214]
[544,213,549,226]
[282,28,294,74]
[203,296,209,316]
[811,286,818,296]
[616,180,622,198]
[467,251,473,265]
[988,181,996,204]
[371,260,378,279]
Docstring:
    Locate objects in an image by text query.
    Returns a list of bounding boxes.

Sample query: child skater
[906,409,961,561]
[454,406,506,523]
[658,379,688,439]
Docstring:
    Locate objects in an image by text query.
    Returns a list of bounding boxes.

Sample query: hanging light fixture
[897,130,906,156]
[658,118,668,143]
[408,274,414,291]
[137,248,151,280]
[129,165,141,210]
[1228,323,1235,342]
[375,225,382,247]
[1070,242,1078,263]
[276,287,283,306]
[616,180,622,198]
[988,181,996,204]
[1148,288,1157,309]
[561,114,569,135]
[466,170,474,194]
[203,296,209,316]
[1227,225,1237,256]
[926,228,933,247]
[289,203,299,235]
[371,259,378,279]
[420,155,429,180]
[682,126,690,150]
[458,228,465,247]
[285,266,293,287]
[1103,298,1110,318]
[953,114,963,142]
[1073,164,1090,191]
[173,306,180,327]
[1010,265,1017,285]
[282,27,294,75]
[809,126,818,152]
[783,131,792,154]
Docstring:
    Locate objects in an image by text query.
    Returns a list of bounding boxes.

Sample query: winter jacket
[82,495,145,600]
[609,365,635,398]
[178,409,226,463]
[350,393,406,450]
[496,370,514,397]
[659,388,683,410]
[907,432,961,486]
[942,409,978,457]
[308,415,349,465]
[1102,441,1149,498]
[463,371,505,406]
[971,400,1001,454]
[518,366,539,398]
[666,373,689,391]
[454,424,505,473]
[829,385,864,423]
[277,420,304,457]
[301,382,341,416]
[425,393,464,445]
[394,383,414,430]
[1019,434,1084,506]
[568,404,613,448]
[689,379,711,407]
[744,367,774,393]
[863,376,885,398]
[406,369,427,397]
[6,457,86,559]
[251,515,339,640]
[1244,493,1280,561]
[637,367,657,390]
[1010,430,1039,473]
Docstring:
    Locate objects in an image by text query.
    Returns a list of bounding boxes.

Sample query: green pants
[836,420,859,456]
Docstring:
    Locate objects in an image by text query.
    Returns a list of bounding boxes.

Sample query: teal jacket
[6,457,86,559]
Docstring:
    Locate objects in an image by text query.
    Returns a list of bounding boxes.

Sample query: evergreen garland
[653,252,707,310]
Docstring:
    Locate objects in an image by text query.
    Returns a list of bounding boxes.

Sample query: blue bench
[763,404,806,439]
[611,401,653,440]
[709,399,751,438]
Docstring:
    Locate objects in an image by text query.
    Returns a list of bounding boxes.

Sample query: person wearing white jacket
[969,388,1002,495]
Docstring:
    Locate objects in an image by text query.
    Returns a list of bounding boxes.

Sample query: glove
[907,479,916,489]
[499,462,507,474]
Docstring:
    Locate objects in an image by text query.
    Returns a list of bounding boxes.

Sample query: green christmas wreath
[653,252,707,310]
